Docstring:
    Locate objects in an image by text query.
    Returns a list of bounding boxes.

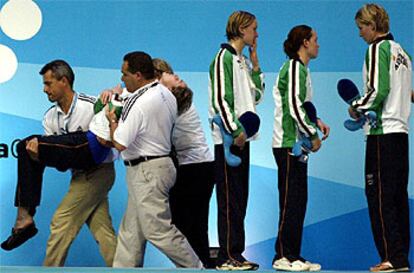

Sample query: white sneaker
[305,261,321,272]
[216,259,253,271]
[273,257,310,271]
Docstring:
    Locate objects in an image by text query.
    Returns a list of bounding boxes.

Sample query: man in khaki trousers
[43,164,116,266]
[1,60,117,266]
[40,61,117,266]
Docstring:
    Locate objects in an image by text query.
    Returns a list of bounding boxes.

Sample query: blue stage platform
[0,267,378,273]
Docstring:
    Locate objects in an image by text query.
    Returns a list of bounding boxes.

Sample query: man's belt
[124,155,169,167]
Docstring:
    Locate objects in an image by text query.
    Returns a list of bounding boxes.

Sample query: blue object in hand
[344,111,377,131]
[344,118,366,131]
[337,79,377,131]
[212,115,241,167]
[291,101,318,157]
[292,137,313,157]
[211,111,260,167]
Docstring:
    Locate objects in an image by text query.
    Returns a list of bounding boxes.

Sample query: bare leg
[14,207,34,229]
[1,206,38,251]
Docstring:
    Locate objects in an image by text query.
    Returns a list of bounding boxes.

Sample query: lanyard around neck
[57,92,78,134]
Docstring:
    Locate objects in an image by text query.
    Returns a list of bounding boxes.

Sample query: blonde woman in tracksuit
[208,10,264,271]
[352,4,412,272]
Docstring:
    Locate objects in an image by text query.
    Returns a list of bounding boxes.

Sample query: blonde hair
[226,10,256,41]
[153,58,174,79]
[355,3,390,33]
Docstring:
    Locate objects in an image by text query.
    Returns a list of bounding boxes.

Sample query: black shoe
[1,223,38,251]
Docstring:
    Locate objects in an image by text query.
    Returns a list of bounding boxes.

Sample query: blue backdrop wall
[0,0,413,270]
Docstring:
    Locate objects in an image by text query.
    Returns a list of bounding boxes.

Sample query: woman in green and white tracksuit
[353,4,412,272]
[208,10,264,271]
[272,25,330,272]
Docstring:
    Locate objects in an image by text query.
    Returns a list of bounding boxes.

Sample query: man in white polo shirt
[107,51,202,268]
[1,60,117,266]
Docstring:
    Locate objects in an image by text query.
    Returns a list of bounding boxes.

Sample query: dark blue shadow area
[246,164,369,248]
[246,199,414,270]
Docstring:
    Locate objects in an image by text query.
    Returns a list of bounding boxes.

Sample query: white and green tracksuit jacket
[272,59,318,148]
[352,33,412,135]
[209,43,264,144]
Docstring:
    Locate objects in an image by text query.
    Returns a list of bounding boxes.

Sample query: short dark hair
[123,51,155,79]
[39,60,75,88]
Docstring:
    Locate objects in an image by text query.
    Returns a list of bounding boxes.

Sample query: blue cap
[337,79,360,104]
[239,111,260,138]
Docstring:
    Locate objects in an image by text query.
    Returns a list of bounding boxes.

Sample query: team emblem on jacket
[394,53,408,70]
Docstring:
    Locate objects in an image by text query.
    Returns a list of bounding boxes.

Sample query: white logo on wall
[0,0,42,83]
